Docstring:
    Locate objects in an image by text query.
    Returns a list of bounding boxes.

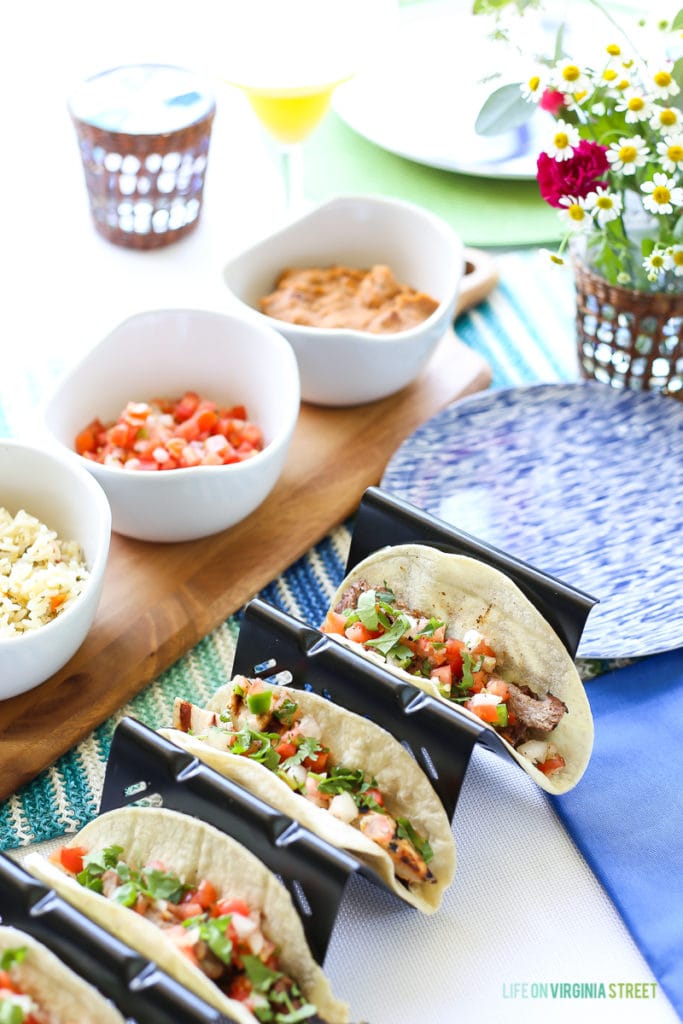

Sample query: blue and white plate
[381,382,683,659]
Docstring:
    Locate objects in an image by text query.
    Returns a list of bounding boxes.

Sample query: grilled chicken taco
[159,676,455,914]
[0,925,125,1024]
[321,544,594,795]
[25,807,347,1024]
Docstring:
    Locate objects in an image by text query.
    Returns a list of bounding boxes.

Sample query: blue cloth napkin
[552,649,683,1018]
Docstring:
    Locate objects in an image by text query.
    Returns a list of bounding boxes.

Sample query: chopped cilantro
[317,766,365,796]
[273,697,298,727]
[279,735,322,771]
[0,1000,26,1024]
[365,614,410,656]
[416,617,446,637]
[182,914,233,965]
[396,818,433,864]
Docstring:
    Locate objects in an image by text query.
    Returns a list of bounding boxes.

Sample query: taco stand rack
[15,485,597,1008]
[0,851,233,1024]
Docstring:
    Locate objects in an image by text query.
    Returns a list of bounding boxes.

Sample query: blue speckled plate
[381,382,683,659]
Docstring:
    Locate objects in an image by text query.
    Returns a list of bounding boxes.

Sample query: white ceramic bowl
[0,440,111,700]
[222,194,465,406]
[43,309,300,543]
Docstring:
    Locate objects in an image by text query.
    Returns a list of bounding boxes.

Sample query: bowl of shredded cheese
[0,440,111,699]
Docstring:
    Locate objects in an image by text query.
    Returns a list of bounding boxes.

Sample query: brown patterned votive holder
[69,65,216,249]
[573,255,683,398]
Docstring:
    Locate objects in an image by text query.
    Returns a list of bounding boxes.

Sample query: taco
[159,675,455,913]
[321,544,594,795]
[0,925,125,1023]
[25,807,348,1024]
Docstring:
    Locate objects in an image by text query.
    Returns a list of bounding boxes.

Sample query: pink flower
[539,88,566,114]
[537,140,609,207]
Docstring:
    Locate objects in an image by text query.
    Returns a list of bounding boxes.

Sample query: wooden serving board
[0,256,494,801]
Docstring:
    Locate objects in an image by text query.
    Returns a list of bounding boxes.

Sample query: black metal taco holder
[0,851,234,1023]
[6,486,598,1019]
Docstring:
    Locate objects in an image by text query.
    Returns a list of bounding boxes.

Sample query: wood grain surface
[0,293,493,799]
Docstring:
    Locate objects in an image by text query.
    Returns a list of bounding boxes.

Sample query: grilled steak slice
[506,682,567,735]
[334,579,370,613]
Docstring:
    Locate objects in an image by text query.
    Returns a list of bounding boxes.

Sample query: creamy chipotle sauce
[259,264,439,333]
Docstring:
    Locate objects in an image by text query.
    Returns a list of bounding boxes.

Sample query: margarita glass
[224,0,396,210]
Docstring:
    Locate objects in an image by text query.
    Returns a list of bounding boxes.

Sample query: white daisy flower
[558,195,593,232]
[651,68,681,101]
[641,173,683,215]
[667,245,683,276]
[643,249,673,280]
[656,134,683,173]
[585,187,623,228]
[552,60,591,95]
[545,119,581,161]
[540,248,565,266]
[615,89,655,123]
[606,135,649,174]
[562,90,590,113]
[520,69,548,103]
[650,106,681,132]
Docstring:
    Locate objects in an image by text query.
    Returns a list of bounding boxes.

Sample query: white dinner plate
[333,2,550,179]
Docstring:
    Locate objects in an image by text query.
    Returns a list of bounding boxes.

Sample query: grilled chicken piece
[359,812,435,886]
[173,698,219,735]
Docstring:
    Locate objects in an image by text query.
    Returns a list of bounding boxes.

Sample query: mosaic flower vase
[573,256,683,397]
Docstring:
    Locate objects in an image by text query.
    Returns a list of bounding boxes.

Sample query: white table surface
[2,2,680,1022]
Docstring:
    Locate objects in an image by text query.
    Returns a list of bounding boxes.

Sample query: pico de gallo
[52,845,318,1023]
[322,582,568,778]
[174,677,435,886]
[0,947,46,1024]
[74,391,263,470]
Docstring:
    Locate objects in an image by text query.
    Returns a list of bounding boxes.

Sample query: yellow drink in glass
[242,83,341,145]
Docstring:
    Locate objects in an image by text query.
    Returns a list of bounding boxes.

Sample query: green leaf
[273,697,298,727]
[243,954,281,993]
[474,82,535,136]
[142,867,189,904]
[317,766,365,796]
[0,947,26,971]
[396,817,434,864]
[671,56,683,112]
[365,615,410,656]
[672,9,683,30]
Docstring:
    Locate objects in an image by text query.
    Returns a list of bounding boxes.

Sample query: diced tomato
[537,754,566,776]
[59,844,88,874]
[275,739,298,760]
[445,639,465,675]
[0,970,17,992]
[213,897,252,918]
[174,392,200,421]
[224,404,247,421]
[415,636,448,667]
[175,417,201,441]
[430,664,452,688]
[470,671,487,693]
[108,421,131,448]
[303,749,329,773]
[365,787,384,807]
[194,878,217,909]
[471,639,496,659]
[175,900,204,920]
[75,424,98,455]
[465,700,500,723]
[345,622,379,645]
[229,975,253,1002]
[196,408,218,433]
[320,610,347,635]
[486,678,509,700]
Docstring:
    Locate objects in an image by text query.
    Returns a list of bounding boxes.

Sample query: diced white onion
[463,628,485,649]
[328,791,359,824]
[481,655,497,673]
[297,714,322,739]
[231,913,258,939]
[517,739,549,764]
[202,728,231,752]
[286,764,307,787]
[469,692,501,706]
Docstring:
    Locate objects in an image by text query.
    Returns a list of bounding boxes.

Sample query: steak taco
[25,807,348,1024]
[159,676,455,914]
[0,925,125,1023]
[321,544,594,795]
